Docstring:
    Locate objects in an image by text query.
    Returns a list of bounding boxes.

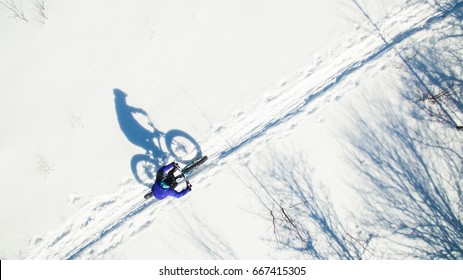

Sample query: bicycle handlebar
[174,164,190,185]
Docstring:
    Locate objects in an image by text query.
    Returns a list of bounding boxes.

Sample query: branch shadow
[178,213,239,260]
[113,88,202,187]
[398,10,463,127]
[344,0,463,259]
[346,97,463,259]
[248,149,374,260]
[373,0,461,127]
[348,0,462,127]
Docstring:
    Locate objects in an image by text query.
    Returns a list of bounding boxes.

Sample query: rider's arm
[168,187,191,198]
[129,106,147,115]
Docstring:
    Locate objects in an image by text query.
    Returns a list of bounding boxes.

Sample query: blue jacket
[152,163,191,200]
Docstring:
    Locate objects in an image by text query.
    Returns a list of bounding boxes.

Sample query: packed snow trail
[210,1,463,162]
[26,1,462,259]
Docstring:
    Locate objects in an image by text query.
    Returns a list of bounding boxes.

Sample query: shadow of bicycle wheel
[165,129,202,164]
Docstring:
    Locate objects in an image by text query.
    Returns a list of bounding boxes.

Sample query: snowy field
[1,0,462,272]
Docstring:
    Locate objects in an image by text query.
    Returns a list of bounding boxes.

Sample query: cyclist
[152,162,192,200]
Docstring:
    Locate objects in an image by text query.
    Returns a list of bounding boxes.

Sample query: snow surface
[0,0,462,261]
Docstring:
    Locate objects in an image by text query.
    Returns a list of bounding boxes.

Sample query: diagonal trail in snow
[25,1,463,259]
[207,1,463,163]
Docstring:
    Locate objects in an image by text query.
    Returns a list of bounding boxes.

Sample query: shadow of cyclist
[114,89,162,158]
[114,88,203,187]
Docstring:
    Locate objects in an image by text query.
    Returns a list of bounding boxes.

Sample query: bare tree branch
[33,0,47,24]
[0,0,28,22]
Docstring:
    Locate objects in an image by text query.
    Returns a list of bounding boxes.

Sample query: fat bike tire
[144,191,153,199]
[182,156,208,175]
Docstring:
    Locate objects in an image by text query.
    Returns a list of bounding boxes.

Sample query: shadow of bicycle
[114,88,202,187]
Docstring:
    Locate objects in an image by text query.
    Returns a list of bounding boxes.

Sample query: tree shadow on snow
[345,2,463,258]
[346,98,463,259]
[397,6,463,128]
[248,150,374,260]
[349,0,463,128]
[113,89,202,187]
[178,213,239,260]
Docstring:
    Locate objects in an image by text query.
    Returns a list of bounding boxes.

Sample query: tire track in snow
[64,196,153,259]
[26,1,462,259]
[27,180,158,259]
